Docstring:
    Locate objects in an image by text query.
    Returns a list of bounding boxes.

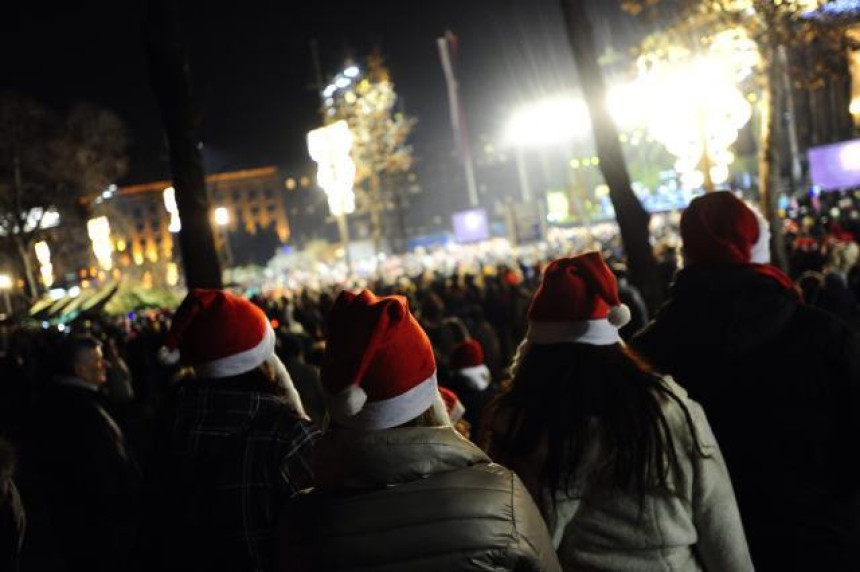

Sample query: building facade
[107,165,318,281]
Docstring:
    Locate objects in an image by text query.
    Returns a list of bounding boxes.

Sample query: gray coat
[278,426,560,572]
[488,379,753,572]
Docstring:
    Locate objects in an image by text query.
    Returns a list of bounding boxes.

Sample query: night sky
[1,1,648,184]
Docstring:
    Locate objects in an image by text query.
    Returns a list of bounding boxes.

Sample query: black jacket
[147,375,318,572]
[632,265,860,571]
[30,380,141,572]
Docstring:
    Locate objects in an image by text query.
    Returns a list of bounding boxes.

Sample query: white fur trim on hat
[157,346,181,366]
[607,304,631,328]
[329,372,439,431]
[329,384,368,418]
[750,206,771,264]
[527,319,622,346]
[453,364,492,391]
[194,325,276,379]
[447,397,466,424]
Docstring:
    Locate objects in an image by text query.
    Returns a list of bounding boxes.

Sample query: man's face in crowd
[75,346,107,387]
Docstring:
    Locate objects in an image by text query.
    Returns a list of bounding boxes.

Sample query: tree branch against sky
[0,94,127,298]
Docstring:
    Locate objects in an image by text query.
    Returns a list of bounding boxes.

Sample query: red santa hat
[450,339,484,370]
[449,339,492,392]
[526,252,631,346]
[681,191,770,265]
[321,290,438,430]
[159,289,307,417]
[438,386,466,424]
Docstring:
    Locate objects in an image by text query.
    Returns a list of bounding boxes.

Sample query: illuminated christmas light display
[634,28,757,189]
[34,241,53,288]
[307,121,357,216]
[87,216,114,271]
[163,186,182,232]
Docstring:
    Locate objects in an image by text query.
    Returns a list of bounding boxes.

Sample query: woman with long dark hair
[482,253,752,571]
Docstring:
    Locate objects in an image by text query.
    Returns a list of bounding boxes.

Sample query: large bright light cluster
[635,28,757,188]
[504,97,590,147]
[504,28,758,190]
[307,121,357,216]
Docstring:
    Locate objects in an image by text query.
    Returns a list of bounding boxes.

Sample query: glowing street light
[343,65,360,78]
[504,97,591,148]
[213,206,230,226]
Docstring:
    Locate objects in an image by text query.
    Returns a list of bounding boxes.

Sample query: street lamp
[308,120,357,272]
[214,206,230,226]
[212,207,233,269]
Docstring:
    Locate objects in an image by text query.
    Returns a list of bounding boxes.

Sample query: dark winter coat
[0,440,24,572]
[632,265,860,571]
[147,374,318,572]
[30,379,142,572]
[278,426,561,572]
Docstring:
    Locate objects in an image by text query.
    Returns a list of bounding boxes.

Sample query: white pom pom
[331,385,367,417]
[607,304,631,328]
[157,346,181,366]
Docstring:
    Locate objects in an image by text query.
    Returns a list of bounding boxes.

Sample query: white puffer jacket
[492,378,753,572]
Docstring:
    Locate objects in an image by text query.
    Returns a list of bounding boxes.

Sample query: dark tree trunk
[144,0,222,289]
[559,0,662,310]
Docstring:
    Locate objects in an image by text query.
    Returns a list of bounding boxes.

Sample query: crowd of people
[0,190,858,571]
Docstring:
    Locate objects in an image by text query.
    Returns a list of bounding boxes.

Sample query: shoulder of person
[654,376,718,452]
[791,303,858,345]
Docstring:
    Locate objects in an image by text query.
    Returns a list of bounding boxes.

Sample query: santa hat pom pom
[157,346,181,366]
[607,304,631,328]
[331,385,368,418]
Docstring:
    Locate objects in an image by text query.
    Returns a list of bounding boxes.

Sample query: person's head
[321,290,449,431]
[797,271,824,305]
[680,191,770,266]
[60,335,107,386]
[278,332,306,361]
[441,317,470,344]
[488,252,697,506]
[159,289,307,416]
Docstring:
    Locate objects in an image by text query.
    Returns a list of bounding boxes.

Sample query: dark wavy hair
[484,342,704,512]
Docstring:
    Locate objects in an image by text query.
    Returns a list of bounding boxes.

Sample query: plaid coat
[149,375,318,572]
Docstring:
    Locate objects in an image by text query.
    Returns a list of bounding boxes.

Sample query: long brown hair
[484,341,704,511]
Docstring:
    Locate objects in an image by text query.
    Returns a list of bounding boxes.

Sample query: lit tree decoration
[321,52,415,253]
[634,27,758,189]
